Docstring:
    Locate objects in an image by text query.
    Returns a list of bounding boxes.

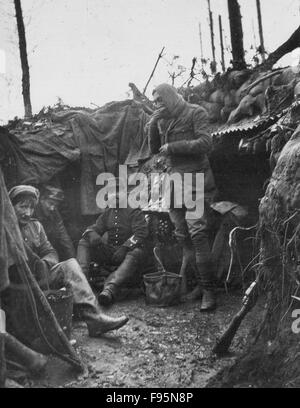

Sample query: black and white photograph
[0,0,300,390]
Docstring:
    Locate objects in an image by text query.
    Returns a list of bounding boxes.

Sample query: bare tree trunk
[256,0,266,62]
[262,25,300,70]
[198,23,204,69]
[227,0,246,70]
[219,15,225,72]
[14,0,32,118]
[207,0,217,74]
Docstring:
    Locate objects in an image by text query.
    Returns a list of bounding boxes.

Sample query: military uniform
[77,206,148,305]
[19,218,128,336]
[21,219,58,267]
[34,185,75,262]
[8,184,128,336]
[149,84,217,310]
[18,218,100,308]
[35,207,75,261]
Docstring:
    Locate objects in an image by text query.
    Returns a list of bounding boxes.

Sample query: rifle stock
[213,281,257,355]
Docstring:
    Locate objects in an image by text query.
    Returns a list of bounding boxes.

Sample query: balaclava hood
[153,83,186,117]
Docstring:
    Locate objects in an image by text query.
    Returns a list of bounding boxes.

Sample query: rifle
[213,280,258,356]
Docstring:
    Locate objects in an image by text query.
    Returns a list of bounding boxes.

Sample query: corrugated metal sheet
[212,112,284,139]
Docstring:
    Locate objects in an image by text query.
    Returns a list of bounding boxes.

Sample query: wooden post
[252,19,257,49]
[207,0,216,73]
[219,15,225,72]
[227,0,246,70]
[14,0,32,118]
[143,47,165,95]
[198,22,204,69]
[256,0,266,62]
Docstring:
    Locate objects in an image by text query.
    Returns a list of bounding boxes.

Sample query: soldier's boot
[98,253,139,307]
[98,286,114,307]
[5,333,48,375]
[82,306,129,337]
[200,288,216,312]
[195,261,216,312]
[178,243,202,302]
[182,284,203,302]
[58,258,129,337]
[192,235,217,312]
[76,238,91,278]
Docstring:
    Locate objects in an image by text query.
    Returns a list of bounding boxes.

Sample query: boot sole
[88,317,129,337]
[200,304,217,312]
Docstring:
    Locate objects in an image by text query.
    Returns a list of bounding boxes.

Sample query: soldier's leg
[98,248,144,306]
[186,199,216,311]
[77,238,114,278]
[169,208,200,300]
[0,296,47,382]
[76,238,91,277]
[168,207,190,246]
[49,259,128,337]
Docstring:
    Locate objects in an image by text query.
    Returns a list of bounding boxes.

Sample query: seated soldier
[8,185,129,338]
[77,179,149,307]
[34,185,75,261]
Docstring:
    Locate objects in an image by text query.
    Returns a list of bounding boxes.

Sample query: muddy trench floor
[18,289,262,388]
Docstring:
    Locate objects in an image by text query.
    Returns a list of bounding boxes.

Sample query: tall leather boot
[192,235,217,312]
[56,259,129,337]
[98,253,139,307]
[82,306,129,337]
[180,244,202,302]
[196,262,216,312]
[182,281,202,302]
[77,238,91,278]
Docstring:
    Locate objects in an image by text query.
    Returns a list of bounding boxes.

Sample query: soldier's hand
[24,242,40,263]
[86,231,103,247]
[111,246,129,265]
[34,259,50,291]
[159,143,169,154]
[147,108,168,127]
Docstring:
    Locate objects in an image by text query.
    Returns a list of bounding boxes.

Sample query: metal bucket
[4,287,73,352]
[144,271,182,307]
[143,248,182,307]
[43,289,73,340]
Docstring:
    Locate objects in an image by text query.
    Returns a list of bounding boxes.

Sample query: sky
[0,0,299,123]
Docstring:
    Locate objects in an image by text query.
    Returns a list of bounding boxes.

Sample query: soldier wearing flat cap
[35,185,75,261]
[8,185,129,337]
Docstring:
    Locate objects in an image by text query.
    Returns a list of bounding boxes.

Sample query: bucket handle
[153,247,166,274]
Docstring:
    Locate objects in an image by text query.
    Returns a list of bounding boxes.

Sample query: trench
[21,291,263,389]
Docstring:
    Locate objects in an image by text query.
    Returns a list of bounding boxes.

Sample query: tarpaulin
[0,167,26,292]
[2,99,151,216]
[54,100,151,215]
[10,125,80,186]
